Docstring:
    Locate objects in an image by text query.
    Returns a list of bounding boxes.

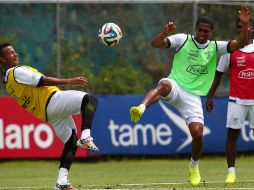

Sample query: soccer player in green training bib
[130,5,250,186]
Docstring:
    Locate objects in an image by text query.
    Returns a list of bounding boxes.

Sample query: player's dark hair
[0,43,10,55]
[195,16,214,30]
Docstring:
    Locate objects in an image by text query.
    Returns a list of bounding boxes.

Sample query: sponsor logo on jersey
[236,56,246,67]
[238,68,254,79]
[186,65,208,75]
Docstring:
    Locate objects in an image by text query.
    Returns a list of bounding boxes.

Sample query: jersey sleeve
[216,53,230,73]
[166,33,187,49]
[216,41,229,56]
[13,66,43,87]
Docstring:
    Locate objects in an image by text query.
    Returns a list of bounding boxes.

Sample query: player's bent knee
[191,130,203,141]
[189,123,203,140]
[81,94,98,111]
[158,80,172,95]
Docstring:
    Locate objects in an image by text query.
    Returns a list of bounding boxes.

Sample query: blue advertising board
[90,95,254,155]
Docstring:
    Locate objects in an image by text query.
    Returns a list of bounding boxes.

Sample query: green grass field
[0,155,254,190]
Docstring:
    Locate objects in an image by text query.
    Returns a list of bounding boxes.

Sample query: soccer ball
[98,23,122,47]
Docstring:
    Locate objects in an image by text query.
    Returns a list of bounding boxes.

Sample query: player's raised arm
[151,22,176,48]
[228,5,250,53]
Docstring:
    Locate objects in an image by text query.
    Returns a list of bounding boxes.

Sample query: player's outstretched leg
[130,83,168,123]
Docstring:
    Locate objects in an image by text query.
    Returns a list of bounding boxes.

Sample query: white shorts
[159,78,204,125]
[46,90,87,143]
[226,101,254,129]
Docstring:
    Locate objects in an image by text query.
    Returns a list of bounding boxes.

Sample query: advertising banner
[0,97,88,158]
[90,95,254,155]
[0,95,254,158]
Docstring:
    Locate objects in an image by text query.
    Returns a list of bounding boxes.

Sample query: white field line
[1,188,254,190]
[1,180,254,189]
[2,188,254,190]
[117,179,254,186]
[0,187,52,189]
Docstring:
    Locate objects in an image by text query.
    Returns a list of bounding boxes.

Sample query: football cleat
[225,172,236,184]
[77,136,99,151]
[130,106,143,123]
[54,181,77,190]
[189,165,201,186]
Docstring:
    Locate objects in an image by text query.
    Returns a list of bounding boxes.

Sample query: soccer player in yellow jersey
[0,43,98,190]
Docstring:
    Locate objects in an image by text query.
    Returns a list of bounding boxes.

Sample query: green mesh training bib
[169,35,217,96]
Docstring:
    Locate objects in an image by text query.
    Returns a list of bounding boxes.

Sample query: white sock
[81,129,91,139]
[190,157,199,168]
[57,168,68,185]
[139,104,146,113]
[228,167,236,175]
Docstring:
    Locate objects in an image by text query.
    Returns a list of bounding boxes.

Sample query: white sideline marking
[1,180,254,189]
[116,179,254,186]
[1,188,254,190]
[0,187,52,189]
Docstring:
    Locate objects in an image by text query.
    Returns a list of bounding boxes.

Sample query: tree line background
[0,2,253,96]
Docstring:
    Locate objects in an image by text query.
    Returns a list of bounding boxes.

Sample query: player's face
[1,46,19,67]
[195,23,213,44]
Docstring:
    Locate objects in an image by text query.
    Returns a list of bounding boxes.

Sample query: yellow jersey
[5,66,59,122]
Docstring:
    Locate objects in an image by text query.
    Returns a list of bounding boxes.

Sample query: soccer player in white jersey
[130,6,250,186]
[206,18,254,184]
[0,43,99,190]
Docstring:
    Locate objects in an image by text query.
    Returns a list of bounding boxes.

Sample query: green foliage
[1,3,253,96]
[93,61,153,94]
[46,38,153,95]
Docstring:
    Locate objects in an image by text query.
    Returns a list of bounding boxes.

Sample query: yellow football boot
[189,166,201,186]
[130,106,143,123]
[225,172,236,184]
